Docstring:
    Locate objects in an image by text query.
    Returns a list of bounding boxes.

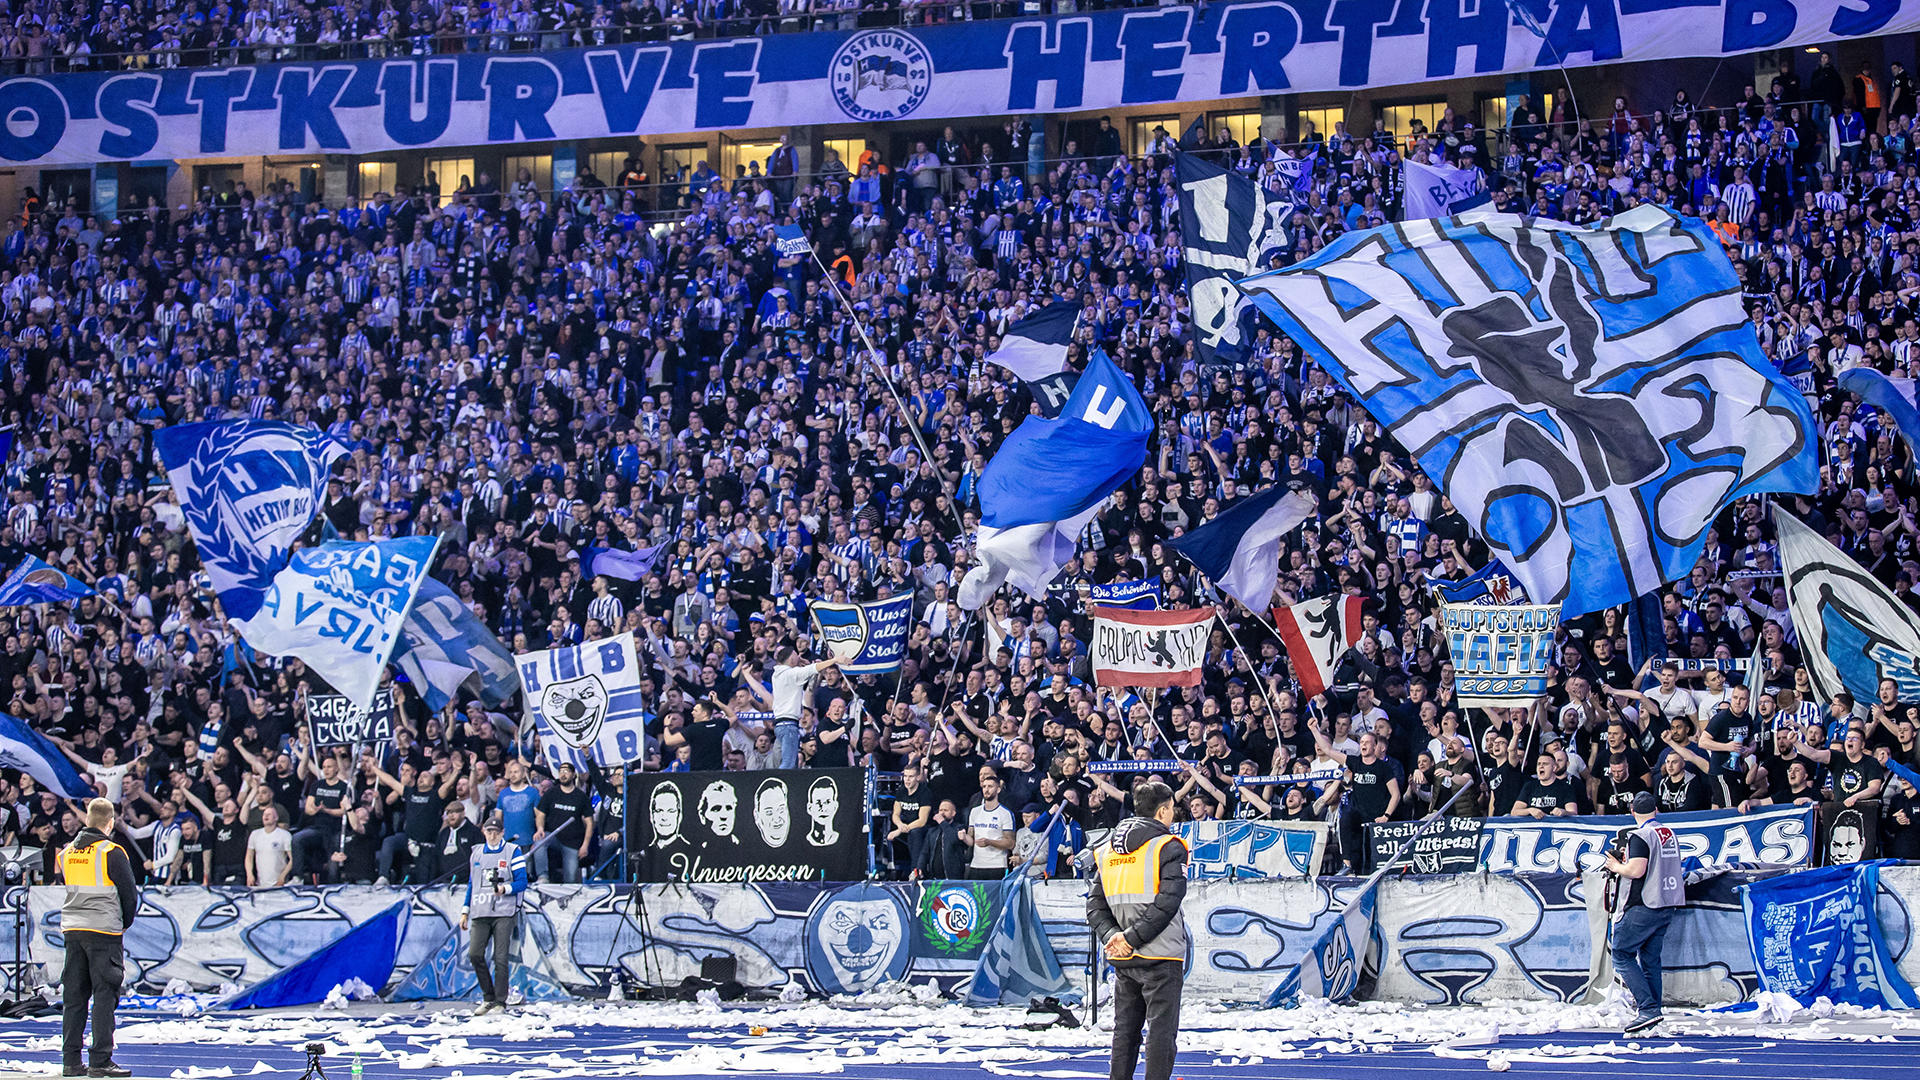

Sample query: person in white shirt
[762,649,842,770]
[964,772,1015,879]
[246,806,293,887]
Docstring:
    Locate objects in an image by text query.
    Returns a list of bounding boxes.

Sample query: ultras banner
[626,767,869,884]
[5,0,1917,166]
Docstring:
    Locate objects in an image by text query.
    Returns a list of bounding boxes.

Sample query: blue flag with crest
[1431,560,1529,606]
[154,421,347,622]
[1236,206,1818,617]
[1742,862,1919,1010]
[0,555,95,607]
[390,577,519,713]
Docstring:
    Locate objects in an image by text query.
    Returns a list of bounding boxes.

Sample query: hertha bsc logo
[829,31,931,122]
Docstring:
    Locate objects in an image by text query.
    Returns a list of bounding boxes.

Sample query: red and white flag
[1091,606,1215,687]
[1271,594,1366,699]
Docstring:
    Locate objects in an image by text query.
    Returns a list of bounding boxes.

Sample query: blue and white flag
[1836,366,1920,457]
[810,593,912,674]
[965,861,1078,1007]
[0,710,93,798]
[986,303,1078,382]
[230,537,437,712]
[517,630,649,772]
[1742,862,1920,1010]
[1778,348,1817,399]
[1776,506,1920,707]
[1166,485,1318,611]
[390,577,519,713]
[958,350,1151,609]
[1506,0,1550,37]
[1431,559,1530,606]
[1175,150,1292,366]
[1268,877,1378,1007]
[1237,206,1818,617]
[773,224,811,259]
[1402,158,1489,219]
[1273,149,1317,194]
[0,555,95,607]
[580,543,665,583]
[1088,579,1162,610]
[154,421,346,622]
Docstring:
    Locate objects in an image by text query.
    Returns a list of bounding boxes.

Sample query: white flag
[517,631,649,772]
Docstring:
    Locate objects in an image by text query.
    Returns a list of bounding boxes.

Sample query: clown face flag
[1775,507,1920,708]
[230,537,437,713]
[155,420,347,622]
[1237,206,1817,617]
[517,631,649,773]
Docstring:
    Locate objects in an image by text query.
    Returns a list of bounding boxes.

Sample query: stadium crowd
[0,46,1914,890]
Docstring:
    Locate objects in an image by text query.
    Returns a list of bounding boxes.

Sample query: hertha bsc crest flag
[1236,206,1817,617]
[810,593,912,674]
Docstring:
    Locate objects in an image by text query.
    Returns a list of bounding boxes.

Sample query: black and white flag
[985,302,1079,382]
[1175,150,1292,367]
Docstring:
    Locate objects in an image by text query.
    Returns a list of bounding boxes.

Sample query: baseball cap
[483,811,504,831]
[1631,791,1657,815]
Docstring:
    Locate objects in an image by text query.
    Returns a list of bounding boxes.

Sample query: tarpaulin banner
[1479,804,1817,874]
[306,688,395,748]
[1091,605,1213,687]
[810,594,912,675]
[1443,603,1559,706]
[1088,579,1162,611]
[1742,861,1920,1010]
[1366,817,1484,875]
[5,0,1915,166]
[625,768,869,884]
[1175,819,1327,880]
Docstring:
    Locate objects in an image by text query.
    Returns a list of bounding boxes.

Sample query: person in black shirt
[435,803,485,883]
[1513,754,1580,817]
[1767,760,1821,807]
[205,798,248,885]
[811,696,856,770]
[1596,758,1649,815]
[1484,735,1528,821]
[177,817,209,885]
[664,697,748,773]
[326,806,379,884]
[535,763,595,883]
[589,763,626,882]
[886,762,932,878]
[290,752,353,885]
[1656,751,1711,813]
[1699,687,1756,808]
[1313,723,1400,874]
[374,764,456,884]
[1805,727,1886,808]
[909,799,969,880]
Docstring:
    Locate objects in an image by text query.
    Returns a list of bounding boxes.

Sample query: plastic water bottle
[350,1055,362,1080]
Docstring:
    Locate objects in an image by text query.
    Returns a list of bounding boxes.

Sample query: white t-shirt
[1644,684,1697,721]
[248,827,293,885]
[770,663,821,721]
[967,803,1014,869]
[87,762,132,804]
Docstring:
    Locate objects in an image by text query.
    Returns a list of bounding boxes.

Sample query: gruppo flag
[958,349,1151,610]
[1775,507,1920,706]
[1401,158,1489,219]
[154,420,347,621]
[1272,594,1366,700]
[1236,206,1817,617]
[518,631,650,772]
[390,577,519,713]
[1175,150,1291,366]
[1166,485,1318,611]
[810,593,913,674]
[230,537,437,712]
[0,555,95,606]
[1090,606,1214,687]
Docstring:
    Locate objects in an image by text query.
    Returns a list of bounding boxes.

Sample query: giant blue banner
[8,0,1918,167]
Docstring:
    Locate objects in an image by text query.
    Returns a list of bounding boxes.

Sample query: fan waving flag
[1776,507,1920,707]
[986,303,1079,382]
[1402,158,1489,220]
[1176,150,1292,367]
[958,349,1151,609]
[230,537,438,712]
[773,224,811,258]
[1272,594,1366,700]
[1236,206,1817,617]
[1167,486,1318,611]
[0,555,96,606]
[0,711,93,797]
[154,420,347,622]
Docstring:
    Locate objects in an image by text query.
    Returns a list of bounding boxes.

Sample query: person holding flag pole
[774,224,936,469]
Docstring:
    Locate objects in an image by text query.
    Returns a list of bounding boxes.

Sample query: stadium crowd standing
[0,46,1916,890]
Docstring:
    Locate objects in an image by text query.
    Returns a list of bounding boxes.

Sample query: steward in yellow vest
[1086,780,1188,1080]
[59,799,136,1079]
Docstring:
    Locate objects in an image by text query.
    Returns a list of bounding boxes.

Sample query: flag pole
[794,233,938,468]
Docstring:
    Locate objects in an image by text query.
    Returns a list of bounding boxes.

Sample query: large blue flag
[1237,206,1818,617]
[1166,485,1318,611]
[1776,506,1920,706]
[154,421,346,622]
[390,577,519,713]
[0,555,95,607]
[959,349,1151,609]
[580,543,665,583]
[1742,862,1919,1010]
[230,537,438,711]
[1175,150,1290,367]
[810,593,912,674]
[965,864,1079,1007]
[0,711,93,797]
[1836,367,1920,458]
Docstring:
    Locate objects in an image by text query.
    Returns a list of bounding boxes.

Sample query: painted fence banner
[307,688,396,748]
[1443,603,1559,707]
[1366,816,1483,875]
[625,768,869,884]
[5,0,1917,166]
[1175,819,1328,880]
[1480,804,1817,874]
